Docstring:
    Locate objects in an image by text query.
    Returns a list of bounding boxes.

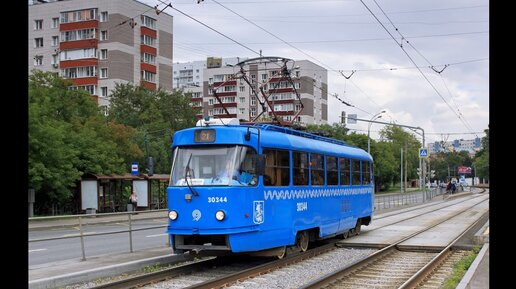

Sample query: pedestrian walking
[129,191,138,211]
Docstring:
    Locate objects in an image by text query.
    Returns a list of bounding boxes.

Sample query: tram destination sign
[194,129,216,143]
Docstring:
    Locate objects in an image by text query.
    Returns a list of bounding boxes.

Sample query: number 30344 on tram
[167,117,374,258]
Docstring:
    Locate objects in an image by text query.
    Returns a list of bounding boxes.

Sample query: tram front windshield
[170,145,257,187]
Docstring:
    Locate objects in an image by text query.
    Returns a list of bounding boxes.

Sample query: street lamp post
[367,110,386,154]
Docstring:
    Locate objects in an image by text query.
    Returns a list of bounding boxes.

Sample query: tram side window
[340,158,350,186]
[263,149,290,186]
[362,161,370,184]
[311,153,324,185]
[293,151,309,186]
[326,156,338,185]
[351,159,361,185]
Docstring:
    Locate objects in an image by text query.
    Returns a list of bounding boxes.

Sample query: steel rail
[298,196,488,288]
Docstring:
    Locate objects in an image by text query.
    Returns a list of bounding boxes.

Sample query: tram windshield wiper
[184,153,199,196]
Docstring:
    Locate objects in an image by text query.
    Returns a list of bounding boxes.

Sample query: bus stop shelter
[80,173,170,213]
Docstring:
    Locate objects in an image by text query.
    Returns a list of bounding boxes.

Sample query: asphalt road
[29,219,170,267]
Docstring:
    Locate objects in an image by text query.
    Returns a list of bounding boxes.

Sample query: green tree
[372,142,398,191]
[473,128,489,181]
[108,83,199,173]
[379,125,421,182]
[29,71,139,213]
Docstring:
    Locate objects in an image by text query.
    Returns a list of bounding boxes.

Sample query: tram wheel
[296,231,309,252]
[277,246,287,259]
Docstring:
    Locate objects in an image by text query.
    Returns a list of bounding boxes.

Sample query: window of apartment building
[101,30,108,41]
[251,74,256,84]
[213,74,225,82]
[61,66,96,79]
[261,73,267,80]
[52,17,59,28]
[60,8,98,23]
[34,20,43,30]
[51,54,58,67]
[100,68,108,79]
[141,35,156,46]
[60,28,97,42]
[141,15,156,29]
[222,97,235,103]
[52,36,59,47]
[100,49,108,60]
[239,108,245,114]
[294,82,301,89]
[101,86,108,97]
[34,38,43,48]
[34,55,43,66]
[208,77,213,84]
[81,85,97,95]
[251,97,256,106]
[224,85,236,92]
[141,53,156,64]
[208,99,214,105]
[60,48,97,60]
[100,12,108,22]
[295,71,300,78]
[239,97,246,103]
[250,107,256,117]
[239,86,245,92]
[295,104,302,111]
[141,70,156,83]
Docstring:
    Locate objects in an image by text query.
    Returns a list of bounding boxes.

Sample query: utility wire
[157,0,261,56]
[371,0,480,138]
[359,0,478,136]
[209,0,338,72]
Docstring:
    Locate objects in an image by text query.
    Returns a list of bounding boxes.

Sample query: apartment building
[174,57,328,125]
[29,0,173,111]
[429,137,482,155]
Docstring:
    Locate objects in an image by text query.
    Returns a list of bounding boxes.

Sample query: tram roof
[173,124,372,161]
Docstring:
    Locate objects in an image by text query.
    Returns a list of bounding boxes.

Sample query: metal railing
[374,188,443,211]
[29,209,169,261]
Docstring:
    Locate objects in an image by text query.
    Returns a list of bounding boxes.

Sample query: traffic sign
[419,148,429,158]
[347,114,357,124]
[131,162,139,175]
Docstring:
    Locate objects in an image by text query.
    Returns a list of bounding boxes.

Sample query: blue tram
[167,118,374,257]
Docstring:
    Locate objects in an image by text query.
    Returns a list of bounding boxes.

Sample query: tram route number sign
[419,148,429,158]
[195,129,216,143]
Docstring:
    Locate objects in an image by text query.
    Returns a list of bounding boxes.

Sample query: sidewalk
[29,246,187,289]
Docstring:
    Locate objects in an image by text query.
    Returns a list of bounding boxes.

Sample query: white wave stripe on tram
[263,187,373,200]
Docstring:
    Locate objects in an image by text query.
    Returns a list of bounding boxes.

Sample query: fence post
[79,216,86,261]
[128,213,133,253]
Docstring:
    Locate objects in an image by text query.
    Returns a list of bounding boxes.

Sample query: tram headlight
[215,210,225,221]
[168,210,178,221]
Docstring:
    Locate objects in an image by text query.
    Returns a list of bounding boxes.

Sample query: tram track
[89,193,487,289]
[299,198,488,289]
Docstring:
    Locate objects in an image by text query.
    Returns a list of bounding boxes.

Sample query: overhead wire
[359,0,480,136]
[370,0,480,138]
[157,0,261,56]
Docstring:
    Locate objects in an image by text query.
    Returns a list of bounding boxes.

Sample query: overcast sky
[139,0,489,145]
